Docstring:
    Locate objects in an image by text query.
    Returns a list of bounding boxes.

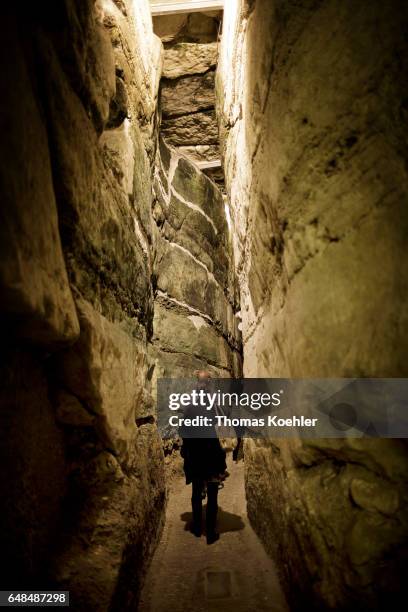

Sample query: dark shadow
[180,506,245,535]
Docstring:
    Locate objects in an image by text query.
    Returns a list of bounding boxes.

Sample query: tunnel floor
[138,457,288,612]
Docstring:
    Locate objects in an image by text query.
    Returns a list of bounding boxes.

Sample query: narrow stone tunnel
[0,1,407,611]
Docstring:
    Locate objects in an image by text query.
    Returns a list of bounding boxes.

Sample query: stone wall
[160,42,218,150]
[151,137,242,383]
[0,1,165,609]
[153,11,224,186]
[150,11,241,384]
[217,0,408,609]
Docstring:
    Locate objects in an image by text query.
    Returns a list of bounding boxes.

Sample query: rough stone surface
[161,109,218,146]
[162,42,218,79]
[153,19,221,170]
[0,21,79,347]
[0,1,165,609]
[152,14,189,44]
[51,422,165,612]
[244,438,408,611]
[0,3,240,605]
[178,144,220,162]
[51,0,117,135]
[153,303,234,372]
[55,390,96,428]
[153,13,221,45]
[151,138,241,383]
[161,71,215,117]
[217,0,408,609]
[56,297,149,458]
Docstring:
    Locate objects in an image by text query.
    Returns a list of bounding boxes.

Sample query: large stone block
[38,39,152,324]
[149,344,231,381]
[162,42,218,79]
[245,437,408,610]
[172,157,227,233]
[161,71,215,117]
[153,302,234,371]
[154,143,236,296]
[103,0,163,146]
[245,202,408,377]
[56,298,149,460]
[178,144,220,163]
[161,110,219,146]
[156,242,234,338]
[52,423,165,611]
[0,22,79,347]
[48,0,116,133]
[162,192,229,285]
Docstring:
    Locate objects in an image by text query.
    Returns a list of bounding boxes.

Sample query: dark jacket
[181,437,227,484]
[179,401,227,484]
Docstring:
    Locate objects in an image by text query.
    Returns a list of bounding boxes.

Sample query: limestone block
[56,298,148,458]
[152,135,241,381]
[244,435,408,610]
[161,71,215,117]
[153,302,233,369]
[350,478,399,516]
[161,110,219,146]
[106,75,128,128]
[0,27,79,347]
[162,42,218,79]
[103,0,163,146]
[178,144,220,162]
[156,243,232,336]
[172,157,226,233]
[153,14,188,43]
[39,41,152,322]
[55,390,95,428]
[100,119,135,197]
[52,424,165,611]
[50,0,116,133]
[162,192,229,285]
[150,344,231,380]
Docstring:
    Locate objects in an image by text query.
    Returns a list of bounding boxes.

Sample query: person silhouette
[180,370,227,544]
